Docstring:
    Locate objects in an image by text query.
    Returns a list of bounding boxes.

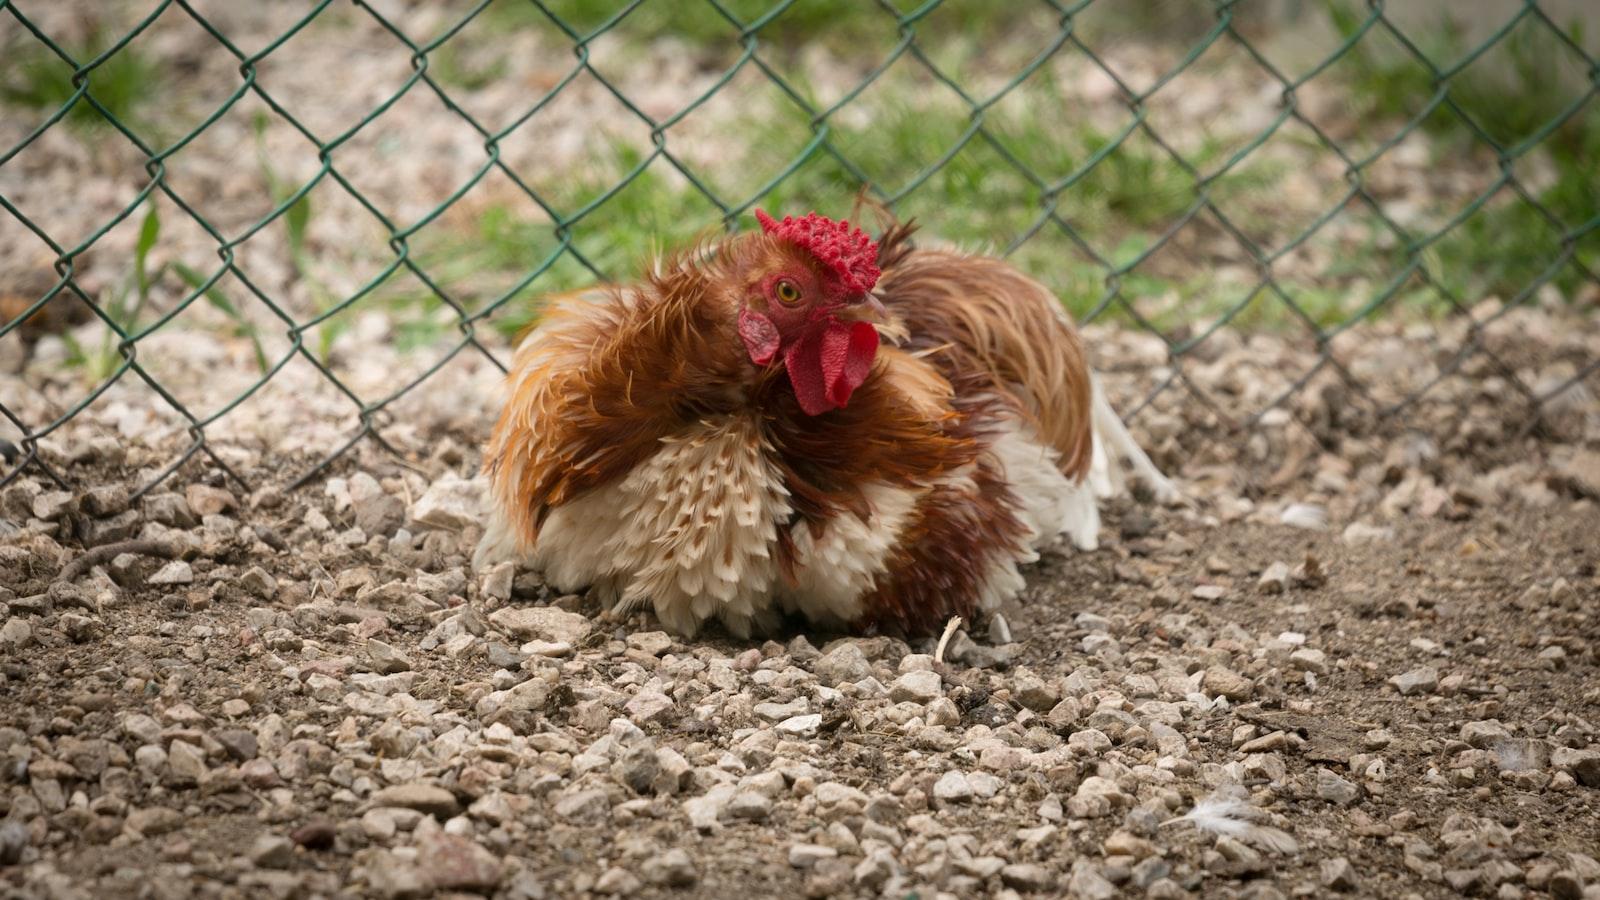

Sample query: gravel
[1,452,1573,898]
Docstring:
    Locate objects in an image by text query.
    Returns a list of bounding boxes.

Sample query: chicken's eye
[774,279,803,306]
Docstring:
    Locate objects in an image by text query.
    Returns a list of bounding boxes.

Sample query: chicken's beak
[836,291,887,322]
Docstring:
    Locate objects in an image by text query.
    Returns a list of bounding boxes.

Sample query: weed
[1324,1,1599,299]
[0,30,159,134]
[250,111,346,363]
[64,202,163,381]
[171,264,271,375]
[60,203,272,381]
[429,40,510,92]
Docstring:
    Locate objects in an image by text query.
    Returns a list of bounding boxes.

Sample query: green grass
[258,2,1600,354]
[1324,1,1600,300]
[479,0,1036,57]
[383,63,1291,344]
[0,31,160,134]
[61,202,271,381]
[429,41,511,92]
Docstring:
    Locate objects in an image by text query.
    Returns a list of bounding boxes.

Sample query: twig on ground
[59,538,178,583]
[934,616,962,664]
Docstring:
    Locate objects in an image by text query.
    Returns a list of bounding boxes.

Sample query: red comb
[755,209,880,295]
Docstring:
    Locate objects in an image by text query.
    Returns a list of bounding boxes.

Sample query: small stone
[216,729,258,761]
[290,819,337,851]
[1315,768,1361,805]
[889,670,942,703]
[147,560,194,585]
[416,833,502,892]
[814,642,871,685]
[1547,870,1583,900]
[1389,666,1439,696]
[726,790,772,822]
[361,809,404,840]
[367,854,426,899]
[595,866,641,895]
[554,789,610,824]
[489,606,591,645]
[625,690,674,723]
[1461,720,1512,749]
[166,739,207,784]
[1203,666,1254,701]
[1012,668,1060,711]
[1551,748,1600,786]
[185,484,236,517]
[240,566,277,600]
[1280,503,1326,530]
[367,639,413,674]
[1322,856,1359,891]
[1001,863,1056,892]
[240,758,282,789]
[0,617,33,651]
[776,714,821,737]
[59,613,99,642]
[1342,522,1394,545]
[1445,869,1484,895]
[410,473,483,531]
[1290,648,1329,674]
[933,771,972,804]
[1258,562,1290,593]
[972,614,1006,647]
[521,639,573,658]
[926,696,961,726]
[754,698,808,721]
[0,821,28,866]
[853,850,896,888]
[125,807,183,836]
[1558,449,1600,498]
[1104,831,1157,858]
[789,843,839,868]
[369,783,461,819]
[626,631,673,656]
[304,673,345,702]
[1047,697,1083,727]
[353,484,405,537]
[1067,861,1115,899]
[640,848,696,887]
[1192,584,1227,601]
[249,834,295,869]
[143,492,197,527]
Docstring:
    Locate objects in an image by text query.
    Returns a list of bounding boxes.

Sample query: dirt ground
[2,362,1599,900]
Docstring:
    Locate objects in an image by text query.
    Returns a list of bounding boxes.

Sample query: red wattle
[784,317,879,416]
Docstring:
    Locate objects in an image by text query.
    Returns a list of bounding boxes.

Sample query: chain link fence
[2,0,1597,498]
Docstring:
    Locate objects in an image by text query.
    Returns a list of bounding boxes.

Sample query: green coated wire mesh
[1,0,1597,497]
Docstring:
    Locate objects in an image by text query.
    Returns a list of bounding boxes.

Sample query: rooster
[476,210,1177,638]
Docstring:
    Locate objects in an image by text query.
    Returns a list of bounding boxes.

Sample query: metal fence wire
[2,0,1598,498]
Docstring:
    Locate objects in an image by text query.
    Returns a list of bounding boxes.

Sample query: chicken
[476,210,1177,637]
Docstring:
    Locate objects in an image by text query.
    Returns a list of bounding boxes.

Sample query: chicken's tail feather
[1087,373,1181,506]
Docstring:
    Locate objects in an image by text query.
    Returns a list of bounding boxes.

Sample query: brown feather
[859,397,1030,635]
[876,248,1094,481]
[759,346,975,526]
[483,255,750,549]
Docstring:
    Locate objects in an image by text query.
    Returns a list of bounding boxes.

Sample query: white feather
[1163,787,1300,855]
[1088,372,1181,505]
